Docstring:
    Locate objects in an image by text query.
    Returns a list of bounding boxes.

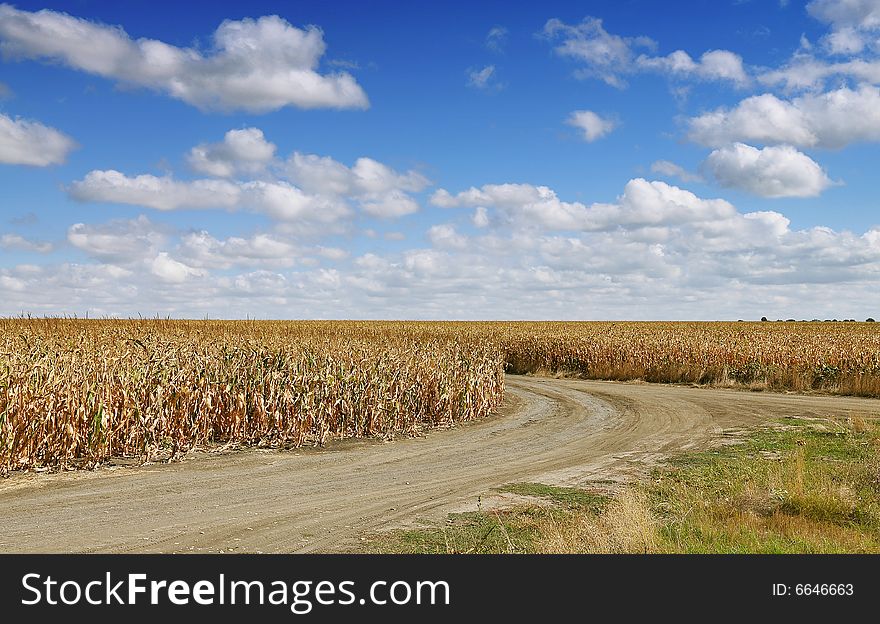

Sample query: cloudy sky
[1,0,880,319]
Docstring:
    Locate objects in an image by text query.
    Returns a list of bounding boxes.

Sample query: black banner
[0,555,874,621]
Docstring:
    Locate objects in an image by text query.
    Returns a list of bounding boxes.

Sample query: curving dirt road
[1,375,878,553]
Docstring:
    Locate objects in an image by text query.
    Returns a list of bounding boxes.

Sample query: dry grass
[0,319,504,473]
[538,489,659,553]
[499,321,880,396]
[649,417,880,553]
[4,318,880,473]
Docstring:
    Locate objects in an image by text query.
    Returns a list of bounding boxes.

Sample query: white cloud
[68,171,242,210]
[566,110,617,142]
[72,137,429,227]
[807,0,880,53]
[286,152,428,196]
[0,233,52,253]
[808,0,880,29]
[486,26,508,53]
[7,175,880,319]
[427,224,468,249]
[241,180,351,223]
[349,157,429,194]
[360,190,419,218]
[472,206,491,228]
[316,246,349,260]
[67,215,166,262]
[825,26,868,53]
[285,151,429,218]
[178,231,298,269]
[637,49,749,86]
[686,84,880,148]
[540,17,654,88]
[704,143,833,197]
[187,127,276,177]
[67,170,352,228]
[0,6,368,112]
[467,64,499,89]
[71,127,432,227]
[759,54,880,90]
[0,112,76,166]
[432,183,590,230]
[150,252,204,283]
[540,17,748,88]
[650,160,704,183]
[431,178,736,232]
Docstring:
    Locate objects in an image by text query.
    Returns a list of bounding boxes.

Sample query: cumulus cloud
[150,252,205,283]
[758,53,880,91]
[539,17,655,88]
[187,128,276,177]
[637,49,749,86]
[0,112,76,165]
[360,190,420,218]
[67,215,166,262]
[704,143,833,197]
[686,84,880,148]
[0,5,368,112]
[68,125,433,227]
[69,142,429,226]
[431,178,736,231]
[566,110,617,141]
[285,152,429,196]
[539,17,748,88]
[807,0,880,54]
[427,224,468,249]
[0,233,52,253]
[178,231,298,269]
[809,0,880,29]
[315,246,349,260]
[7,175,880,319]
[284,151,429,217]
[68,170,352,228]
[242,180,351,223]
[650,160,703,183]
[68,171,242,211]
[757,0,880,90]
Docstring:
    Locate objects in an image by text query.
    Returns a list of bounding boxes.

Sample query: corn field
[2,319,880,473]
[0,319,504,473]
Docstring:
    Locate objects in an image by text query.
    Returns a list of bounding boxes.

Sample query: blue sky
[1,0,880,319]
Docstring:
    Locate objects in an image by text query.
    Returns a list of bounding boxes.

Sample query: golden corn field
[3,318,880,473]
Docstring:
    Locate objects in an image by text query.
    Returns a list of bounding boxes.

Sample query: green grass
[368,416,880,553]
[369,483,609,554]
[650,417,880,553]
[498,482,609,511]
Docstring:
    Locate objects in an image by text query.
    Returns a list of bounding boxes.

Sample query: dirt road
[2,375,878,553]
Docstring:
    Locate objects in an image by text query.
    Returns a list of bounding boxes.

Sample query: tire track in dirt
[1,375,877,553]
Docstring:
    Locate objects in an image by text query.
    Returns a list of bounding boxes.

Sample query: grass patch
[369,483,608,554]
[499,482,609,511]
[370,416,880,553]
[651,417,880,553]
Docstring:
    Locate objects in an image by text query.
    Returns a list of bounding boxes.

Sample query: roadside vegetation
[371,415,880,553]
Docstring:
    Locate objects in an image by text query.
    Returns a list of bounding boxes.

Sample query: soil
[1,375,877,553]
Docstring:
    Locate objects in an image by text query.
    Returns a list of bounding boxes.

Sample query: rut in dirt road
[1,375,877,553]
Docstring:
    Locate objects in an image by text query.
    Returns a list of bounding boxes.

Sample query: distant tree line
[752,317,875,323]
